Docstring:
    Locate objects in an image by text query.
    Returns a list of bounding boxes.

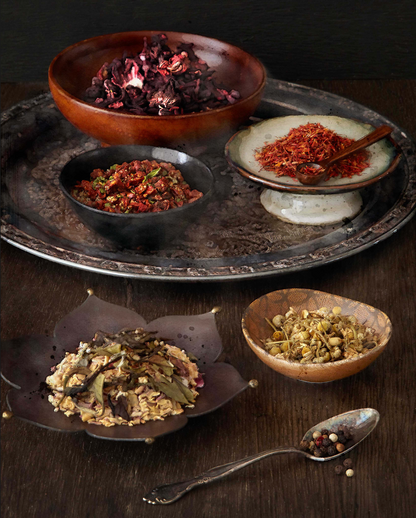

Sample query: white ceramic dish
[259,190,363,225]
[225,115,401,195]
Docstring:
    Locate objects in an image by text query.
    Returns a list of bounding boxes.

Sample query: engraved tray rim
[2,79,416,282]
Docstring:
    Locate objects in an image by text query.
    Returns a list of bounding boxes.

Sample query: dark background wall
[1,0,416,82]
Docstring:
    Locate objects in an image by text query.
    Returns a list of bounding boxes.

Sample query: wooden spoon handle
[323,125,393,168]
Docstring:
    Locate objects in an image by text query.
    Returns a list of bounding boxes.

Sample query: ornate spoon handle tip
[143,446,300,504]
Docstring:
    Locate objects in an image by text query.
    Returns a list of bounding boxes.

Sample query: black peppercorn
[338,425,352,440]
[322,438,332,447]
[335,464,344,475]
[343,458,353,468]
[320,446,328,456]
[327,445,337,456]
[338,434,347,444]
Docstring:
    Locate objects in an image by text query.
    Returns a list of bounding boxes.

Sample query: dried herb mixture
[85,33,240,115]
[263,306,379,363]
[46,328,204,426]
[71,159,203,213]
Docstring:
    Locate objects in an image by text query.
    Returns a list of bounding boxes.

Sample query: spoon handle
[323,124,393,168]
[143,446,301,505]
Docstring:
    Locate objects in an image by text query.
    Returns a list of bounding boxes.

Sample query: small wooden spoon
[295,124,393,185]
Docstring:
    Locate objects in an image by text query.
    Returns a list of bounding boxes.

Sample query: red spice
[255,123,370,180]
[71,159,203,214]
[84,33,240,115]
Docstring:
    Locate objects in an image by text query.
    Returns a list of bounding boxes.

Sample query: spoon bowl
[295,162,327,185]
[300,407,379,460]
[144,408,379,504]
[295,124,393,185]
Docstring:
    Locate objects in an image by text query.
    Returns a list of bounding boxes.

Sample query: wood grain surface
[1,81,416,518]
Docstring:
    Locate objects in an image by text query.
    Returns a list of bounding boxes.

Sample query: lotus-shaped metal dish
[2,291,249,441]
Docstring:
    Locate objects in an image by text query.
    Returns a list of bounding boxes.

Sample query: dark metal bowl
[59,145,215,249]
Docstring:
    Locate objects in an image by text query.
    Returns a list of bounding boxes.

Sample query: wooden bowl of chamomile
[241,288,392,383]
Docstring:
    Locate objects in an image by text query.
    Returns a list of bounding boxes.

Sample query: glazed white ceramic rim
[231,115,397,188]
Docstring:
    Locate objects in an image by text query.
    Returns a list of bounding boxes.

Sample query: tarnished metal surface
[2,80,416,281]
[2,292,248,440]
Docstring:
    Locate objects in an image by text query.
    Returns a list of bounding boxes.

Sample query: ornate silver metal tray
[2,79,415,281]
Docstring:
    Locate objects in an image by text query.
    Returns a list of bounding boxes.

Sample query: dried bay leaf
[90,373,106,416]
[91,342,122,357]
[151,379,189,405]
[172,375,195,403]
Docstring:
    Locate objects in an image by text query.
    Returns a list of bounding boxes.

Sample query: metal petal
[7,386,85,432]
[54,293,147,349]
[147,312,223,367]
[185,363,248,417]
[85,415,189,441]
[1,335,56,390]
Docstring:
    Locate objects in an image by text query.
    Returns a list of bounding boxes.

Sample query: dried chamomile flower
[262,306,379,364]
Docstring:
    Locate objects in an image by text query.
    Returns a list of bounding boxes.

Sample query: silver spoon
[295,125,393,185]
[143,408,379,505]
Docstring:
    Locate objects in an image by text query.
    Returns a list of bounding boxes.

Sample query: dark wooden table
[2,81,416,518]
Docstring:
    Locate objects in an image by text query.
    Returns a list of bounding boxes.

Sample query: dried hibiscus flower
[84,33,240,115]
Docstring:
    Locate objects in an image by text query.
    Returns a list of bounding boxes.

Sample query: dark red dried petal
[84,33,239,115]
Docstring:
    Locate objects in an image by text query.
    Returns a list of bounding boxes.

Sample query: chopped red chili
[71,159,203,214]
[255,123,370,180]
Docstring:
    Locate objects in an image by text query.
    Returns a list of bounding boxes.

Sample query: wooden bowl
[242,288,392,383]
[48,31,266,147]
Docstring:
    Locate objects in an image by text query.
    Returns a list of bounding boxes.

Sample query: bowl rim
[59,144,215,219]
[48,30,267,121]
[241,288,392,370]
